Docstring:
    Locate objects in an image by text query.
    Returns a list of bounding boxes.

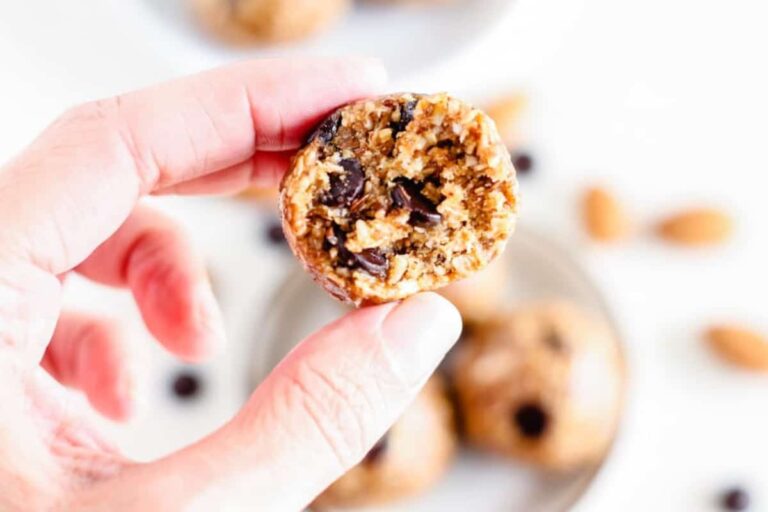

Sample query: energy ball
[191,0,350,43]
[313,377,456,508]
[281,93,518,305]
[438,255,508,324]
[454,302,625,471]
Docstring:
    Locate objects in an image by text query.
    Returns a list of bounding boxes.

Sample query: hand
[0,58,461,511]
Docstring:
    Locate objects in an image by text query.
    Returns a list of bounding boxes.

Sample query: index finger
[0,58,386,275]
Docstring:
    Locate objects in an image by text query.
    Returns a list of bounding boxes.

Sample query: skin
[0,58,461,511]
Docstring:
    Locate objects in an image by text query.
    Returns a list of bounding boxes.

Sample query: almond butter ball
[454,302,625,471]
[281,93,518,305]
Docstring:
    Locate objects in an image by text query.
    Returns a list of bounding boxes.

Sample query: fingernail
[193,281,227,358]
[347,57,388,93]
[380,292,462,385]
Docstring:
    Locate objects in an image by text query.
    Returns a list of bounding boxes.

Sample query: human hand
[0,58,461,511]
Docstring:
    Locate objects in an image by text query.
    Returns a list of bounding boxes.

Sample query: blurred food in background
[191,0,351,43]
[314,376,457,509]
[189,0,466,45]
[453,301,624,471]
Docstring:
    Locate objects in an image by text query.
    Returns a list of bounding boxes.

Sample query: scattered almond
[486,93,527,147]
[705,325,768,372]
[656,208,732,246]
[582,187,631,242]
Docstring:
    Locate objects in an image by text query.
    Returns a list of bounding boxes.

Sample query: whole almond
[706,325,768,371]
[486,94,527,147]
[582,187,631,242]
[656,208,732,246]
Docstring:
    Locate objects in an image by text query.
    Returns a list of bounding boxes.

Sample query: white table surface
[2,1,768,510]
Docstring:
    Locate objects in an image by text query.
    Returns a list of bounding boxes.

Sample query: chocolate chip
[721,488,750,511]
[308,111,342,145]
[363,435,388,465]
[436,139,454,148]
[265,221,286,245]
[512,151,534,174]
[390,100,418,137]
[327,224,389,279]
[544,329,565,352]
[171,371,202,400]
[354,248,389,278]
[390,178,442,226]
[513,403,548,438]
[321,158,365,207]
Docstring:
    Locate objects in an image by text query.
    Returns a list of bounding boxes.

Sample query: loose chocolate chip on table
[308,111,342,145]
[721,488,750,511]
[321,158,365,207]
[265,221,286,244]
[363,435,389,465]
[390,179,442,226]
[171,371,203,400]
[512,152,534,174]
[390,100,418,136]
[513,403,549,438]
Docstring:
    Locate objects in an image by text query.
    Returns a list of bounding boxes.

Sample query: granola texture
[191,0,349,43]
[454,302,624,471]
[313,377,456,509]
[281,93,518,305]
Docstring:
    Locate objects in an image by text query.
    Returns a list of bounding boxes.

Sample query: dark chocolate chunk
[513,402,549,438]
[390,179,442,226]
[390,100,418,137]
[265,221,286,245]
[327,224,389,279]
[436,139,455,148]
[363,435,389,465]
[171,371,202,400]
[512,151,534,174]
[321,158,365,207]
[544,329,566,352]
[308,111,342,145]
[721,488,750,511]
[354,249,389,278]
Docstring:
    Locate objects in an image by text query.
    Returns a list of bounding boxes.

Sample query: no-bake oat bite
[281,93,519,305]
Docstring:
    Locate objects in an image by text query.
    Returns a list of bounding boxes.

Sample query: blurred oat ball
[191,0,351,43]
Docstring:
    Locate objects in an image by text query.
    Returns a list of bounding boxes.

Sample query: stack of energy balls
[277,93,625,508]
[191,0,449,44]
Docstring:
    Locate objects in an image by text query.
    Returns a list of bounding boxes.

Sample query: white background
[1,0,768,510]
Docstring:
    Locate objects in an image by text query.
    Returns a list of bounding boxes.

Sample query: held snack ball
[281,93,518,305]
[313,377,456,508]
[454,302,625,471]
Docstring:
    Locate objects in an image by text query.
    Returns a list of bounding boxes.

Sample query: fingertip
[339,57,388,93]
[384,292,462,343]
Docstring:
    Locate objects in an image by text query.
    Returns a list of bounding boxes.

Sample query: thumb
[78,292,461,511]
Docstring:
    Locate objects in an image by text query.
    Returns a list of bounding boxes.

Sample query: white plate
[137,0,515,76]
[250,226,626,512]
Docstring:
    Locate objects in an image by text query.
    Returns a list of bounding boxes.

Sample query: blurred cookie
[313,377,457,508]
[281,93,518,305]
[438,256,508,324]
[191,0,350,43]
[454,302,624,471]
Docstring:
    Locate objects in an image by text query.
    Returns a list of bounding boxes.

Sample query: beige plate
[250,226,627,512]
